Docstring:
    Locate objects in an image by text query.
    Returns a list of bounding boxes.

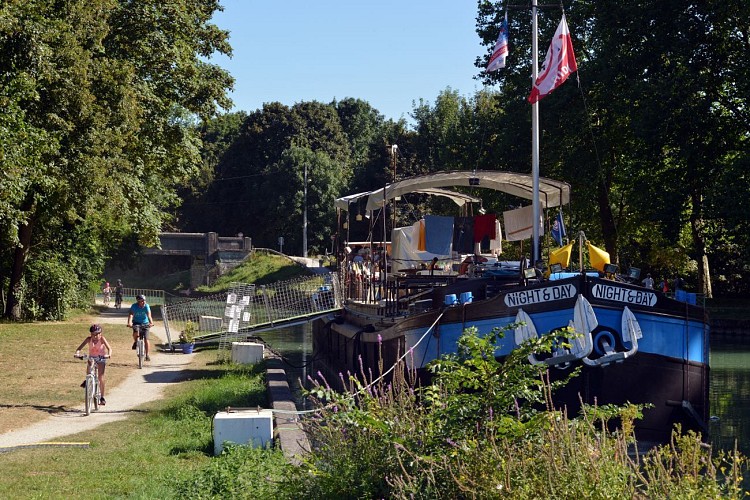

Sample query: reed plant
[286,326,747,499]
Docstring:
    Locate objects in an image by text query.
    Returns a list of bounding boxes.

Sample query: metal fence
[161,272,342,354]
[95,288,166,306]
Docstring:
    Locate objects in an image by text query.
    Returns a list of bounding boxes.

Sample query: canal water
[709,334,750,459]
[259,325,750,458]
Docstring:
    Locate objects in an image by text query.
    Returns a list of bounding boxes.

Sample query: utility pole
[303,163,308,258]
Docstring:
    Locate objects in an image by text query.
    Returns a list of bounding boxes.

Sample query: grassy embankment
[0,320,276,498]
[198,251,313,293]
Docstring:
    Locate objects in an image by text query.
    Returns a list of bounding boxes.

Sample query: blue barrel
[460,291,473,304]
[444,294,457,306]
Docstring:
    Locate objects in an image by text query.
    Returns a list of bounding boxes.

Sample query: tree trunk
[597,176,618,264]
[4,202,35,320]
[689,192,712,298]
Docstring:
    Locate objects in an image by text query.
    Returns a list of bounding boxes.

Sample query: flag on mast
[551,210,566,246]
[485,13,509,72]
[528,15,578,103]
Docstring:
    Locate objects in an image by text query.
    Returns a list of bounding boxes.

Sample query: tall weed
[289,325,747,498]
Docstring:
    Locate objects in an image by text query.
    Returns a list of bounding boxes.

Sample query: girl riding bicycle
[102,282,111,305]
[75,324,112,405]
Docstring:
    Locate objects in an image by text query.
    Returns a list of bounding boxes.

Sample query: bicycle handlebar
[74,354,110,361]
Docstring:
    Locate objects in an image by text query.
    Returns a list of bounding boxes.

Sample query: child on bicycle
[102,282,111,305]
[127,294,154,361]
[75,324,112,405]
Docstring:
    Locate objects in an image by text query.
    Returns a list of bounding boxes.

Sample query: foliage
[181,101,352,254]
[476,0,750,296]
[175,444,292,499]
[179,320,197,344]
[20,253,85,320]
[288,326,747,498]
[198,251,311,292]
[0,0,233,319]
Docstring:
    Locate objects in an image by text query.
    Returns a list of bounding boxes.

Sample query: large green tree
[183,101,351,253]
[476,0,750,295]
[0,0,232,319]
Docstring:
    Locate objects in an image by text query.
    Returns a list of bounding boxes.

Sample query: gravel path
[0,308,194,450]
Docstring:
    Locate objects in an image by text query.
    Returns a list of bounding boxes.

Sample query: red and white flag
[485,13,509,72]
[527,15,578,104]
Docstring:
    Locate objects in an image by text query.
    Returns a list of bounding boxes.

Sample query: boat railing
[342,264,511,318]
[343,266,463,315]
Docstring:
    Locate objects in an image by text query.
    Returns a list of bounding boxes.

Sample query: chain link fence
[162,272,342,356]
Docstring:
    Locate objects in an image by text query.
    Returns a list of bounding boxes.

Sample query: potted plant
[179,320,196,354]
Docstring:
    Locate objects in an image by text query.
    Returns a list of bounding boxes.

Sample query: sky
[209,1,488,124]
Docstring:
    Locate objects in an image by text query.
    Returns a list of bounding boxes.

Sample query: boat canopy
[363,170,570,212]
[335,187,481,211]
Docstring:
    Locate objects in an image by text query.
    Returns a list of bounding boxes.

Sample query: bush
[22,255,82,320]
[289,326,747,498]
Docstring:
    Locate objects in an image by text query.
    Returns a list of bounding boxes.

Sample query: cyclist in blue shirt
[127,294,154,361]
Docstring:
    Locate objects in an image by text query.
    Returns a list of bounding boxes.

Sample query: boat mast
[531,0,541,264]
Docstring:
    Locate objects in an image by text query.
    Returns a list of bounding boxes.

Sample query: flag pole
[531,0,541,264]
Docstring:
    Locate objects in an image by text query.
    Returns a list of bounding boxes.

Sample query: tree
[475,1,750,295]
[0,0,232,319]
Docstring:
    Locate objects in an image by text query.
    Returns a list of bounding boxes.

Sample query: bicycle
[131,323,151,369]
[74,354,109,415]
[103,291,111,306]
[114,292,123,309]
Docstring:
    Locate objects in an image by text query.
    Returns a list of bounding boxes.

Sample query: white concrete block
[213,409,274,455]
[231,342,264,365]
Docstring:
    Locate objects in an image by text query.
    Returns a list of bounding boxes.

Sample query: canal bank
[265,356,309,462]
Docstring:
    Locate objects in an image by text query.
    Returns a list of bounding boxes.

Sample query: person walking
[127,294,154,361]
[74,324,112,405]
[641,273,654,289]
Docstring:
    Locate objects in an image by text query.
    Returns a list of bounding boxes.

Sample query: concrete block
[231,342,264,365]
[213,409,273,455]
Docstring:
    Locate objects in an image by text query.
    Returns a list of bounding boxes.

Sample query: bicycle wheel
[84,376,95,415]
[93,380,100,411]
[137,339,144,369]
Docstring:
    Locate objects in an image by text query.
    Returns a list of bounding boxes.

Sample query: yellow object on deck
[549,242,574,268]
[586,241,610,271]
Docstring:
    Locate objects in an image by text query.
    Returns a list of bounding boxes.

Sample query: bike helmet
[90,324,102,334]
[105,282,110,287]
[136,294,145,301]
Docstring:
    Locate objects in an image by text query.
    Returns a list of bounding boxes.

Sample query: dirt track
[0,306,195,450]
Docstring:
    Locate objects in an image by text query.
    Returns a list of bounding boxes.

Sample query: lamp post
[303,163,308,258]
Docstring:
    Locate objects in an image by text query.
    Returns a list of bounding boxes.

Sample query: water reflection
[710,334,750,458]
[255,324,314,408]
[257,324,750,460]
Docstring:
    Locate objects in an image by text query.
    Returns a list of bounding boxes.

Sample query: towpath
[0,306,194,450]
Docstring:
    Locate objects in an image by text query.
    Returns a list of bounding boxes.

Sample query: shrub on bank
[284,326,746,499]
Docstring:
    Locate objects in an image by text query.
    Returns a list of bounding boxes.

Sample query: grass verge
[0,315,135,433]
[0,354,276,499]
